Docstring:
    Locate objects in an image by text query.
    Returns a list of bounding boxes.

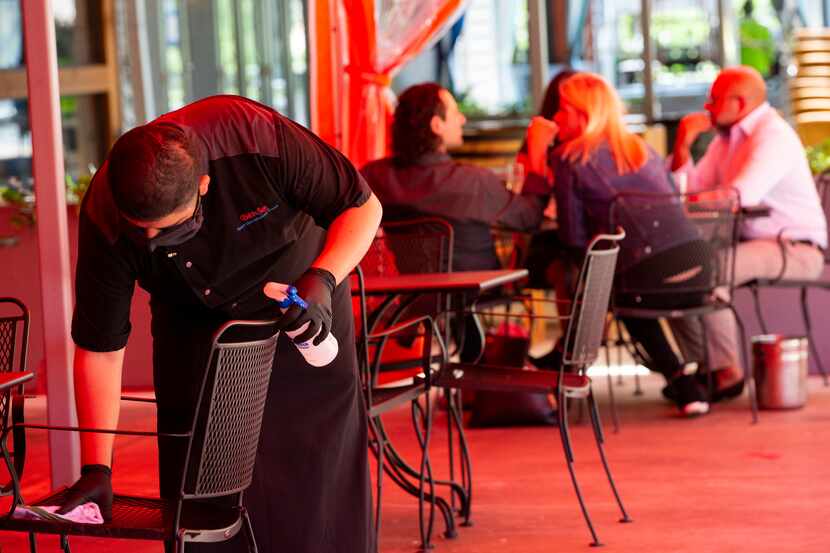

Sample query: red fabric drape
[310,0,468,167]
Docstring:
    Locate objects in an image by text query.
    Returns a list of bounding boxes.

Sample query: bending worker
[58,95,381,552]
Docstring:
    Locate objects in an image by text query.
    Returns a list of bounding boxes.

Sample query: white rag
[14,502,104,524]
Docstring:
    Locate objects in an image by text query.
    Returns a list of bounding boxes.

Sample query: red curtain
[310,0,468,167]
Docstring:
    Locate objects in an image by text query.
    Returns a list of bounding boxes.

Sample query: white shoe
[681,401,710,417]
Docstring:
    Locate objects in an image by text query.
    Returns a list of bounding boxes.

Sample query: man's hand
[526,116,559,175]
[672,112,712,170]
[677,112,712,145]
[273,267,335,344]
[56,464,113,522]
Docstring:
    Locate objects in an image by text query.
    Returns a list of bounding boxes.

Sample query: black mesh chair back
[610,189,740,297]
[0,298,28,377]
[379,217,454,275]
[182,320,279,500]
[562,233,623,369]
[361,217,454,327]
[0,298,28,494]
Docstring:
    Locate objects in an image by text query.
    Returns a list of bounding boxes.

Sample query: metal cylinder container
[751,335,809,410]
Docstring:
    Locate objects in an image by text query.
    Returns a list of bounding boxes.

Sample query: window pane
[162,0,188,109]
[0,0,22,70]
[0,95,104,192]
[451,0,530,117]
[652,0,721,117]
[0,0,104,69]
[215,0,239,95]
[138,0,309,125]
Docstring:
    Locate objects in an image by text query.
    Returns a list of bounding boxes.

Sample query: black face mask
[124,194,204,253]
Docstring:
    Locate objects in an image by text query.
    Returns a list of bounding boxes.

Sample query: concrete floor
[1,374,828,552]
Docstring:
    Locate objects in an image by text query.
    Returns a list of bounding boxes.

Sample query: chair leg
[615,320,625,386]
[730,306,759,423]
[587,391,632,523]
[28,532,36,553]
[60,535,71,553]
[412,395,437,549]
[604,341,620,433]
[241,507,259,553]
[558,389,602,547]
[699,315,713,399]
[633,372,643,396]
[749,285,769,334]
[800,286,830,386]
[372,414,457,538]
[368,415,385,543]
[175,530,185,553]
[447,388,474,526]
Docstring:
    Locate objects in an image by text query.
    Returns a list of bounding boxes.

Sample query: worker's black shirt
[72,95,371,352]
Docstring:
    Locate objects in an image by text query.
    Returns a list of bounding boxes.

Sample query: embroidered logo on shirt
[237,204,279,231]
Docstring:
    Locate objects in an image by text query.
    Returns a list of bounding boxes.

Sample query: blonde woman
[549,72,714,417]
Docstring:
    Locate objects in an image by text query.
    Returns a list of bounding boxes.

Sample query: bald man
[670,65,827,399]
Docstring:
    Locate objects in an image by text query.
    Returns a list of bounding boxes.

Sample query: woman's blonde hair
[556,72,648,175]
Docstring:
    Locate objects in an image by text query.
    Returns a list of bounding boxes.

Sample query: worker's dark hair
[108,123,202,221]
[392,83,447,165]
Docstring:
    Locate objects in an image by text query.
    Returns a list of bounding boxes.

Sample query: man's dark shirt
[72,95,371,352]
[551,144,698,272]
[361,153,545,271]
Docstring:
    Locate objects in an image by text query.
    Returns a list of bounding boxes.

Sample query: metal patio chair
[436,230,632,546]
[743,170,830,387]
[0,319,279,553]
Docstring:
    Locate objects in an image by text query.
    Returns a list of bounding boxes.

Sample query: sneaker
[681,401,710,417]
[671,374,710,417]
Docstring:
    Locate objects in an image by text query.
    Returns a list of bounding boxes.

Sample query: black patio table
[353,268,528,541]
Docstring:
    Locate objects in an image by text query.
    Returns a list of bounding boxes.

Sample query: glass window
[140,0,310,125]
[450,0,531,117]
[0,0,109,188]
[595,0,723,119]
[161,0,188,109]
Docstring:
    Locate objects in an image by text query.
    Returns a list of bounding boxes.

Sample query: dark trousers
[150,282,374,553]
[615,240,713,380]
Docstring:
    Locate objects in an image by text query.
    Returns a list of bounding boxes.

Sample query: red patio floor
[0,374,828,552]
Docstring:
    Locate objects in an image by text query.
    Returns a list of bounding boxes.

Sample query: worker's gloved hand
[56,464,113,522]
[276,267,336,345]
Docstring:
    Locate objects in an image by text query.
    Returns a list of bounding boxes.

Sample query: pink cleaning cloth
[14,502,104,524]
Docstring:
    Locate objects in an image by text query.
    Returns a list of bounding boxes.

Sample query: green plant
[806,138,830,175]
[0,169,94,231]
[65,173,92,205]
[0,182,35,229]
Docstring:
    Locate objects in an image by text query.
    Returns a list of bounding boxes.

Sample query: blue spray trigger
[277,286,308,310]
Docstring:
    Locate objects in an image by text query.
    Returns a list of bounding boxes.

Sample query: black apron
[149,280,373,553]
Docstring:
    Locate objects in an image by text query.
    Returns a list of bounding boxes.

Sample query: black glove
[276,267,336,345]
[56,464,113,522]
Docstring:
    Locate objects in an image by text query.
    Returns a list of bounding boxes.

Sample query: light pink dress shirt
[674,102,828,248]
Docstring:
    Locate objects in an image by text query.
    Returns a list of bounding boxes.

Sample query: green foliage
[456,90,488,118]
[65,173,92,205]
[807,139,830,175]
[0,185,35,229]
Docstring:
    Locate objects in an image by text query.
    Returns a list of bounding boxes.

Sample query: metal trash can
[751,335,809,409]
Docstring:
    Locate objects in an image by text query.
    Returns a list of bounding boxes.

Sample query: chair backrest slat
[360,217,454,325]
[185,321,279,499]
[610,190,740,296]
[563,234,623,368]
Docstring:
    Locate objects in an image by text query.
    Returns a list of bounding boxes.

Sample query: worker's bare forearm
[312,193,383,284]
[74,347,124,467]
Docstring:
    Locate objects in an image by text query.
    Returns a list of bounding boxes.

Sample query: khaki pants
[670,239,825,371]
